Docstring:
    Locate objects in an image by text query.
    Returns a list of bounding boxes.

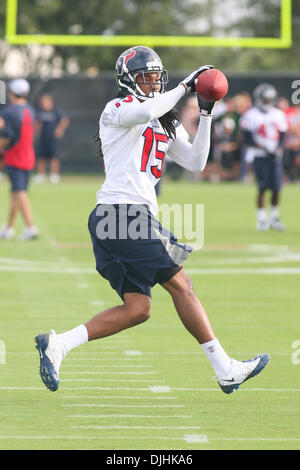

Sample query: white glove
[180,65,214,93]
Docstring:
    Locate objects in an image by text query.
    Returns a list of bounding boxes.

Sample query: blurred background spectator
[34,93,69,184]
[176,88,300,185]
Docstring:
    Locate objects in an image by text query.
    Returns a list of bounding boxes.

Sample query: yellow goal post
[5,0,292,49]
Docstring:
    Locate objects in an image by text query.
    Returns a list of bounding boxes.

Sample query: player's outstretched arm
[116,85,186,127]
[115,66,213,128]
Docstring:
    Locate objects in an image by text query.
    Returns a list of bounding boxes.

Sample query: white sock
[58,324,88,355]
[270,205,279,220]
[200,338,232,377]
[257,208,267,222]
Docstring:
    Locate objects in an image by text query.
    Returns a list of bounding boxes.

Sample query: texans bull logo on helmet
[117,49,136,75]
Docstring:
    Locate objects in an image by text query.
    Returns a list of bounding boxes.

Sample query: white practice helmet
[253,83,277,112]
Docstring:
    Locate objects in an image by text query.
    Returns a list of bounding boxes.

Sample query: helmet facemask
[133,69,168,100]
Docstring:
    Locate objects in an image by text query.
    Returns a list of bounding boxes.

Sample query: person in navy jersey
[0,79,39,241]
[34,94,69,184]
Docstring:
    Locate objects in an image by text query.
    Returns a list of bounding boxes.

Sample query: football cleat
[35,330,65,391]
[0,226,15,240]
[19,226,39,241]
[269,218,285,231]
[49,173,60,184]
[33,174,46,184]
[256,220,269,232]
[217,353,270,394]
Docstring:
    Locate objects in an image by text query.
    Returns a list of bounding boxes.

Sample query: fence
[1,72,299,173]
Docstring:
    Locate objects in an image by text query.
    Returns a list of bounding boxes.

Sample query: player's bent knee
[137,307,151,324]
[124,294,151,325]
[129,305,151,325]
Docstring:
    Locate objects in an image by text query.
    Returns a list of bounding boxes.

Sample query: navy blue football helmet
[115,46,168,100]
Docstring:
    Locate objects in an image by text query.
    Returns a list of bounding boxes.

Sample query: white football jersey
[240,106,288,159]
[96,94,189,215]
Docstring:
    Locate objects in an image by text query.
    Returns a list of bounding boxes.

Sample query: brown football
[195,69,228,102]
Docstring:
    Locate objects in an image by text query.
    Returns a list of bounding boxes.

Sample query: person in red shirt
[0,79,38,240]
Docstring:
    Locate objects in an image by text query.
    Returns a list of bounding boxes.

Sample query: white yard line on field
[0,434,299,443]
[1,264,300,274]
[64,357,145,361]
[0,265,95,274]
[62,364,153,368]
[62,371,158,375]
[89,301,106,307]
[1,258,300,275]
[75,346,129,350]
[1,386,299,392]
[188,254,300,265]
[169,387,300,392]
[61,378,165,383]
[184,434,209,443]
[191,243,297,253]
[67,414,192,419]
[61,395,178,400]
[149,386,171,393]
[3,252,300,268]
[186,268,300,275]
[62,386,299,393]
[0,387,44,390]
[125,350,143,356]
[62,404,184,408]
[61,386,167,391]
[92,339,132,344]
[70,425,203,430]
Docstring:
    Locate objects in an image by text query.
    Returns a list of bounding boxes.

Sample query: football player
[35,46,269,395]
[240,83,288,231]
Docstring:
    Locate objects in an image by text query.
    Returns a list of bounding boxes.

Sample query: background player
[34,93,69,184]
[240,83,288,231]
[35,46,269,395]
[0,79,38,241]
[0,151,4,181]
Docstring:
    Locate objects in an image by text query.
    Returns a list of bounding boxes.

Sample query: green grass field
[0,175,300,451]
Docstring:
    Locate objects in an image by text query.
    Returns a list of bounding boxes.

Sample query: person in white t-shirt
[35,46,269,395]
[240,83,288,231]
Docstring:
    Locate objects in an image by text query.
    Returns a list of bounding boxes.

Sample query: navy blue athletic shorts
[37,140,59,159]
[5,166,31,192]
[253,156,282,192]
[88,204,193,299]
